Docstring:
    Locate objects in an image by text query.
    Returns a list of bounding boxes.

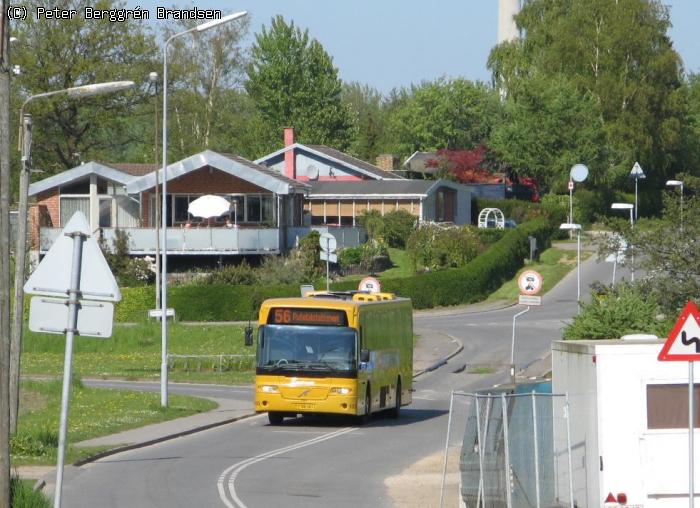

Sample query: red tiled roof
[102,162,159,176]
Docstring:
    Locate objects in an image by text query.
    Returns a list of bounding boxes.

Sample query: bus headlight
[260,385,279,393]
[330,387,352,395]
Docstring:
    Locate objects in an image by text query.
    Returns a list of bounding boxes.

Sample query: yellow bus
[254,291,413,425]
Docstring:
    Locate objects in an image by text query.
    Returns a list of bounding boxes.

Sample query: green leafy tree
[246,16,351,153]
[11,0,157,173]
[162,13,250,159]
[489,0,686,188]
[341,82,388,162]
[489,76,608,192]
[386,78,499,157]
[599,192,700,315]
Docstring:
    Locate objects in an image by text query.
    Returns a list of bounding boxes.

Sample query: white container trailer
[552,338,698,508]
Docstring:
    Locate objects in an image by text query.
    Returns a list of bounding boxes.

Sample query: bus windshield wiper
[307,361,339,372]
[267,361,303,372]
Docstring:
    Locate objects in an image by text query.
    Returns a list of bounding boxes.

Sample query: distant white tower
[498,0,521,44]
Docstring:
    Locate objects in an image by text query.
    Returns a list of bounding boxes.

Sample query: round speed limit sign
[518,270,543,296]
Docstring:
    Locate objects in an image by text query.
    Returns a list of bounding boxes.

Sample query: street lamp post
[666,180,684,232]
[611,203,635,282]
[148,72,161,311]
[559,223,581,313]
[10,81,135,434]
[160,10,247,407]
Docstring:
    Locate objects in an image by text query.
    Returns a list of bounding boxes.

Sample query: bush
[382,210,417,248]
[100,229,154,286]
[338,246,364,267]
[202,260,257,285]
[407,224,484,271]
[358,210,384,241]
[563,283,668,340]
[357,209,417,248]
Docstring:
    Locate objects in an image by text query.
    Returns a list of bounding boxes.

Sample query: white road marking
[217,426,356,508]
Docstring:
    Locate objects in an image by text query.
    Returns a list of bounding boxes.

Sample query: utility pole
[0,2,12,505]
[10,113,30,433]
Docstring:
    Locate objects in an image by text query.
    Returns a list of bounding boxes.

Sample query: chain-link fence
[167,354,255,373]
[440,387,581,508]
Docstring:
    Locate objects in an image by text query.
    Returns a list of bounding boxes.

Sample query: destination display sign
[268,307,347,326]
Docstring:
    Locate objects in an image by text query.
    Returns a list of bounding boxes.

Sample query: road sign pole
[54,230,86,508]
[690,361,695,508]
[325,237,330,292]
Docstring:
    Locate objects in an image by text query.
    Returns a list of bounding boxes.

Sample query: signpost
[319,232,337,291]
[630,162,645,221]
[511,270,544,385]
[24,212,120,508]
[658,301,700,508]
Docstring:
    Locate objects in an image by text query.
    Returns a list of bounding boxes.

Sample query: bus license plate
[293,403,316,410]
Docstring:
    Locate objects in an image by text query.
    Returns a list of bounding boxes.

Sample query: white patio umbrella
[187,194,231,219]
[187,195,232,249]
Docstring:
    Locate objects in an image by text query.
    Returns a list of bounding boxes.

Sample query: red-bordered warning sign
[658,301,700,362]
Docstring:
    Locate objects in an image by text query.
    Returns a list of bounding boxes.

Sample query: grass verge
[13,378,216,466]
[486,245,592,303]
[11,477,51,508]
[22,322,255,384]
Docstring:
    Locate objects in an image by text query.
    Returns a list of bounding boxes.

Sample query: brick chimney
[284,127,296,180]
[376,154,398,172]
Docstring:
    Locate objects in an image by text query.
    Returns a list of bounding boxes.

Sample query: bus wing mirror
[244,325,254,347]
[360,349,370,363]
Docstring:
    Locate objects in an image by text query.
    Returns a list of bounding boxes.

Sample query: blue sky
[129,1,700,93]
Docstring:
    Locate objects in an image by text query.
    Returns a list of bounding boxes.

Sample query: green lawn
[486,245,592,302]
[22,322,255,384]
[381,248,415,279]
[13,379,216,466]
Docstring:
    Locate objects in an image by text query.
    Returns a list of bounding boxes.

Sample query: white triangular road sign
[630,161,645,179]
[24,211,121,302]
[659,301,700,361]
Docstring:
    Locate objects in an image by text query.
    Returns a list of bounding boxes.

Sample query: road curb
[413,333,464,379]
[72,412,259,467]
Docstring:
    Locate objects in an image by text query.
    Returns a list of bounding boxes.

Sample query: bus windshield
[257,325,357,374]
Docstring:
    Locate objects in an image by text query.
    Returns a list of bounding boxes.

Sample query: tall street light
[666,179,684,232]
[611,202,634,282]
[10,81,135,434]
[559,223,582,313]
[160,10,248,407]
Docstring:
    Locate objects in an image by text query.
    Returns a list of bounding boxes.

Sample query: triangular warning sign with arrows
[659,301,700,361]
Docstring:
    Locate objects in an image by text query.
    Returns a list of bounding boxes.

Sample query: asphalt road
[62,255,620,507]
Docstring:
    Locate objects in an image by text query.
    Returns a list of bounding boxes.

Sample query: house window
[647,384,700,429]
[168,193,274,225]
[435,188,456,222]
[60,197,89,226]
[99,198,113,227]
[246,194,274,224]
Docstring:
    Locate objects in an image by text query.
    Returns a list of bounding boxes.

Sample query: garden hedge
[115,217,555,321]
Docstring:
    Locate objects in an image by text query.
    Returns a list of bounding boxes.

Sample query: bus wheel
[268,412,284,425]
[359,388,371,425]
[389,380,401,419]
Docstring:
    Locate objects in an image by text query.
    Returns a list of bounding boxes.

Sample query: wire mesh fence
[167,354,255,373]
[440,388,580,508]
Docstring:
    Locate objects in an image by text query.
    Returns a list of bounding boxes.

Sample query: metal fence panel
[454,390,579,508]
